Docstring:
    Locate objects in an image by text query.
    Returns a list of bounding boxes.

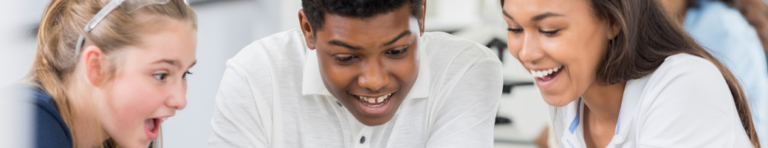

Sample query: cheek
[105,74,165,131]
[506,33,523,58]
[318,55,357,92]
[390,50,419,82]
[546,29,607,99]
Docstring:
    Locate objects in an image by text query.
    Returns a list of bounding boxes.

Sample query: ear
[419,0,427,35]
[607,21,620,40]
[299,9,317,50]
[81,45,106,87]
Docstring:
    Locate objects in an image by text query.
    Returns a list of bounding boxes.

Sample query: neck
[667,0,689,25]
[582,82,625,125]
[65,74,109,147]
[581,82,626,147]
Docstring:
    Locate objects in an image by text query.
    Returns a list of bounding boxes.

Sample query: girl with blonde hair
[25,0,197,147]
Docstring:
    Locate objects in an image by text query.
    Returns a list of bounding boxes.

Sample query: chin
[541,93,577,107]
[358,116,395,126]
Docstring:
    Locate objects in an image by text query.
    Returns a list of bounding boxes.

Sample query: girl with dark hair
[501,0,759,147]
[660,0,768,144]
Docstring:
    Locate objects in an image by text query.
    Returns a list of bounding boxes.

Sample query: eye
[153,72,169,81]
[507,28,524,34]
[386,47,408,56]
[182,71,192,80]
[334,55,357,62]
[540,29,560,36]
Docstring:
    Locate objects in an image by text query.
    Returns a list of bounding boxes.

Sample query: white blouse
[207,29,503,148]
[551,54,752,148]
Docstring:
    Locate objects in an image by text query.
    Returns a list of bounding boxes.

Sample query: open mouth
[531,65,564,82]
[350,92,396,115]
[144,118,163,140]
[352,92,394,107]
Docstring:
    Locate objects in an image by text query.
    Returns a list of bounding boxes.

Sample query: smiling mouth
[351,92,394,107]
[530,65,564,81]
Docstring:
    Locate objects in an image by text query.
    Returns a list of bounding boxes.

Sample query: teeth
[357,93,393,104]
[530,66,563,78]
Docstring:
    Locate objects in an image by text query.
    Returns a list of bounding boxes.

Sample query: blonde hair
[29,0,196,147]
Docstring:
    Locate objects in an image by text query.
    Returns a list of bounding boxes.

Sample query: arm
[425,57,503,148]
[207,61,271,147]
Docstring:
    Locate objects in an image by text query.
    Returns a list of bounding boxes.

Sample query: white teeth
[530,66,563,78]
[161,117,168,121]
[357,93,393,105]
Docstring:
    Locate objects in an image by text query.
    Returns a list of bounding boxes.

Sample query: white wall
[163,0,287,147]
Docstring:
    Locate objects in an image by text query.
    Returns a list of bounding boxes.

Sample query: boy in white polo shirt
[208,0,502,147]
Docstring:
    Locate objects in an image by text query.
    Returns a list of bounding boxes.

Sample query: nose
[166,81,188,110]
[358,60,390,92]
[517,33,545,64]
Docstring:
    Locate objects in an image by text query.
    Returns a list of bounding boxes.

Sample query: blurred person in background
[502,0,759,147]
[660,0,768,144]
[8,0,198,147]
[207,0,503,147]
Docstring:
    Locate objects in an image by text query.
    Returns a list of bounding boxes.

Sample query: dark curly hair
[302,0,423,31]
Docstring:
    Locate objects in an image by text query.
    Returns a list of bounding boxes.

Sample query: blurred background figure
[659,0,768,144]
[0,0,34,147]
[4,0,766,148]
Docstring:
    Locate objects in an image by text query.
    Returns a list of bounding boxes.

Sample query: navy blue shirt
[28,86,73,148]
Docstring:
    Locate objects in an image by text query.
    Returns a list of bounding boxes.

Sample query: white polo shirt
[207,29,503,148]
[551,54,752,148]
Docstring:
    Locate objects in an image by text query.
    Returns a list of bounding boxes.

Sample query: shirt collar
[301,35,431,99]
[610,75,649,144]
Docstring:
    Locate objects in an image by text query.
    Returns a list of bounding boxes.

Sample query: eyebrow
[154,59,180,68]
[327,30,412,50]
[532,12,563,21]
[502,10,564,21]
[329,40,362,50]
[187,61,197,69]
[383,30,411,46]
[503,10,514,20]
[154,59,196,70]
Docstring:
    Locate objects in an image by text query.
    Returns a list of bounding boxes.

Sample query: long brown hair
[499,0,760,147]
[30,0,196,147]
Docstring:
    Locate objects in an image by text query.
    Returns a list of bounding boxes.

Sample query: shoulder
[421,32,501,84]
[421,32,498,61]
[227,29,307,72]
[641,53,730,98]
[630,54,748,146]
[654,53,723,80]
[222,29,307,88]
[634,53,733,114]
[637,53,734,117]
[2,84,73,147]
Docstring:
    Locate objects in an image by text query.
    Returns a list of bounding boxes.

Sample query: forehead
[129,23,196,64]
[504,0,590,20]
[317,6,417,42]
